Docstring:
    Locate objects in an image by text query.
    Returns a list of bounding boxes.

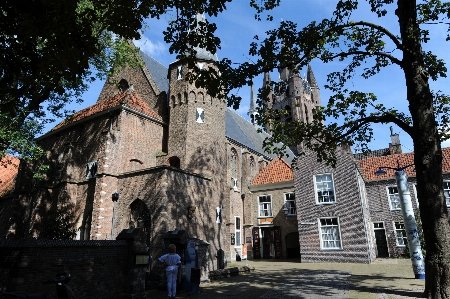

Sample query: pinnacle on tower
[188,13,218,62]
[248,81,259,125]
[307,63,318,87]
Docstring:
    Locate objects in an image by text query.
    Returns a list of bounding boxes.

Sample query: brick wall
[97,64,168,122]
[0,239,141,299]
[249,185,298,259]
[364,173,444,257]
[294,147,374,263]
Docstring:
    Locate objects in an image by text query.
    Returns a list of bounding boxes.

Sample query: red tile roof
[0,155,19,198]
[251,157,294,185]
[358,147,450,180]
[52,90,162,131]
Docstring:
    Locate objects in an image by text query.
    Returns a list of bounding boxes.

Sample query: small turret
[248,81,259,126]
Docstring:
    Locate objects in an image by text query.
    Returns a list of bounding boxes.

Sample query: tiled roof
[140,50,169,93]
[0,155,19,198]
[226,109,295,164]
[358,147,450,180]
[251,157,293,185]
[51,90,162,131]
[353,148,390,160]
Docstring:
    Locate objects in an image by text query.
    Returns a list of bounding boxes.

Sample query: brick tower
[166,13,227,178]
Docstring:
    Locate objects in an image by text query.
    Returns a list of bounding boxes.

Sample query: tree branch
[337,21,404,51]
[328,50,403,66]
[326,113,413,144]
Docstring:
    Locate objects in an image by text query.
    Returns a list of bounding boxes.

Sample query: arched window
[230,148,238,189]
[168,156,181,169]
[249,156,256,184]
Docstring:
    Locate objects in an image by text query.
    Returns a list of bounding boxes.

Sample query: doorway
[373,222,389,258]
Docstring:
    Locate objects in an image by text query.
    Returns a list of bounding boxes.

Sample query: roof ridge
[50,90,161,132]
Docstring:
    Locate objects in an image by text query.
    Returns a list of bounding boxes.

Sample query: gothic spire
[307,63,318,87]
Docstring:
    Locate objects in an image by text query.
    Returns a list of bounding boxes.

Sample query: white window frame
[393,221,407,247]
[443,181,450,207]
[258,195,273,218]
[314,173,336,204]
[387,186,401,211]
[284,193,296,215]
[318,217,343,250]
[235,216,241,248]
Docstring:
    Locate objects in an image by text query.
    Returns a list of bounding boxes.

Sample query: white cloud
[134,36,166,57]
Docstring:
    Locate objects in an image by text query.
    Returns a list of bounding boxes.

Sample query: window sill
[316,202,338,205]
[390,209,402,211]
[320,248,344,251]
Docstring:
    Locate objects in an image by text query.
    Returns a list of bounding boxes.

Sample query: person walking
[159,244,181,299]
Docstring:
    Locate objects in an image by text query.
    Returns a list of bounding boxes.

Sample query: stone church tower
[264,63,322,154]
[166,13,227,179]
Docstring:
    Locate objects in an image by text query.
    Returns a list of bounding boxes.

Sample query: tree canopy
[206,0,450,298]
[0,0,230,163]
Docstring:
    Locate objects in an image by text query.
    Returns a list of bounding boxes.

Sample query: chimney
[389,126,402,154]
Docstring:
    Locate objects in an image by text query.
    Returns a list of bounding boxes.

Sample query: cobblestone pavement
[146,259,425,299]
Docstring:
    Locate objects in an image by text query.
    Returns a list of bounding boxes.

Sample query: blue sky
[48,0,450,154]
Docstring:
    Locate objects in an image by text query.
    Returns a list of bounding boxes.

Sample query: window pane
[316,174,335,203]
[284,193,296,215]
[319,218,341,249]
[388,186,401,210]
[394,221,407,246]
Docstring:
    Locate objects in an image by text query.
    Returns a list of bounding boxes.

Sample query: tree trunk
[397,0,450,298]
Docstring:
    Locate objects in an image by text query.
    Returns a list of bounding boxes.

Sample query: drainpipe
[111,192,119,239]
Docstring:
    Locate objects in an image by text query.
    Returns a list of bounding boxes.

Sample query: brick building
[249,157,299,260]
[1,13,303,273]
[4,14,450,270]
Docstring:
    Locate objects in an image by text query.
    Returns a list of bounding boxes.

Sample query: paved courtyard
[146,258,425,299]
